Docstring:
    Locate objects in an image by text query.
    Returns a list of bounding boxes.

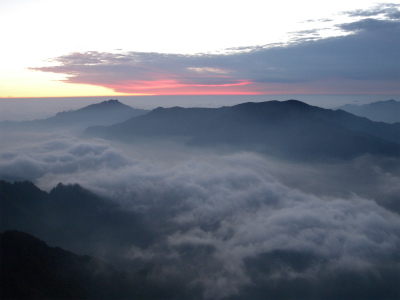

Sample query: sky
[0,0,399,97]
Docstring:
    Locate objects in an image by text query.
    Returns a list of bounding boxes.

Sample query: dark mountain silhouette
[0,180,153,263]
[337,99,400,123]
[86,100,400,160]
[0,182,202,300]
[0,99,149,131]
[1,230,132,299]
[0,230,184,300]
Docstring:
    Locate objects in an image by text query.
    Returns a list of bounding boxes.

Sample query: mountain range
[86,100,400,161]
[337,99,400,123]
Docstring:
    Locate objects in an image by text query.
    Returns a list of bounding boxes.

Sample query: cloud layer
[1,130,400,298]
[30,6,400,95]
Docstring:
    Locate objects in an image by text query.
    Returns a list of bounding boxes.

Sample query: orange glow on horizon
[2,75,398,98]
[102,79,271,95]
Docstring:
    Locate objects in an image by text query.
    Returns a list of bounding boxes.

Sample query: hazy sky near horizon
[1,0,399,97]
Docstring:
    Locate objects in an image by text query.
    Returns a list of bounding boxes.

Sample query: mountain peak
[284,99,310,106]
[99,99,122,105]
[80,99,127,111]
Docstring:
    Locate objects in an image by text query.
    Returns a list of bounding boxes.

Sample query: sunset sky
[1,0,399,97]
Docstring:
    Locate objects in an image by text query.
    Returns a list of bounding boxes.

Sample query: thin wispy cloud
[344,3,400,19]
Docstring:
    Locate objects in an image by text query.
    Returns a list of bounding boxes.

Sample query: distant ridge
[337,99,400,123]
[86,100,400,161]
[0,99,149,130]
[59,99,135,114]
[35,99,149,126]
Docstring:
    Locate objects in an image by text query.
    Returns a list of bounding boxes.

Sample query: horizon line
[1,92,400,99]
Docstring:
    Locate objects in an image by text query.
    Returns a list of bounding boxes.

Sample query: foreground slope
[1,230,134,299]
[86,100,400,160]
[0,230,182,300]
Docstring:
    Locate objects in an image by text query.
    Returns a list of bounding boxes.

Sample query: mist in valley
[1,100,399,299]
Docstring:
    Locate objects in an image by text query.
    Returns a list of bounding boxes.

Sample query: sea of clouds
[1,130,399,298]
